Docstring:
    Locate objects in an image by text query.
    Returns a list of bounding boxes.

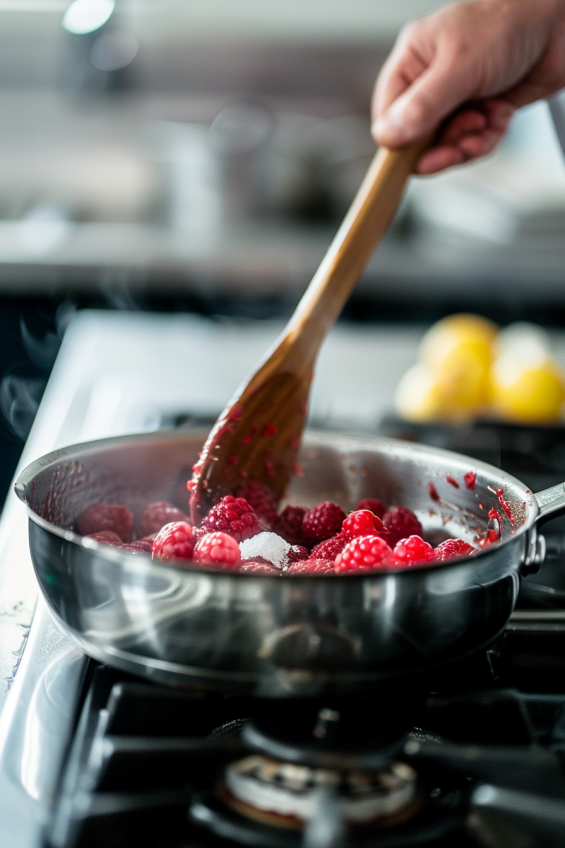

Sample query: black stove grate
[45,647,565,848]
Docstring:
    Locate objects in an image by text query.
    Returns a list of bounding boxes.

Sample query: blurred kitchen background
[1,0,565,502]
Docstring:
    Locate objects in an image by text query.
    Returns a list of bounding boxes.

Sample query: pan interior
[17,430,535,553]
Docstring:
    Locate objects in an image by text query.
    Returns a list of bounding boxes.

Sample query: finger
[417,145,466,175]
[440,109,487,144]
[483,99,515,130]
[373,40,429,118]
[374,54,477,148]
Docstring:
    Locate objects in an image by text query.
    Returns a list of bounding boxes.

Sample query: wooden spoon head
[189,369,311,523]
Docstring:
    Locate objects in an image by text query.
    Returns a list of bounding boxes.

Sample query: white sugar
[239,532,291,569]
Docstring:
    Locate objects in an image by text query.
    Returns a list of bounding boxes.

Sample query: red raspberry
[140,501,189,537]
[383,506,422,547]
[287,558,335,575]
[152,521,196,562]
[201,496,260,542]
[240,561,280,575]
[335,535,393,573]
[342,510,384,539]
[193,532,241,569]
[78,503,135,543]
[286,545,309,564]
[355,498,386,519]
[311,533,348,561]
[84,530,123,546]
[275,506,307,545]
[302,501,346,544]
[393,535,434,566]
[434,539,476,561]
[236,481,278,529]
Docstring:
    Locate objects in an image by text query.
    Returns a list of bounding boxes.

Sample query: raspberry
[236,481,278,529]
[342,510,384,539]
[286,545,309,564]
[311,533,348,561]
[302,501,346,544]
[275,506,307,545]
[434,539,476,561]
[355,498,386,519]
[201,496,260,542]
[335,536,393,573]
[393,535,434,565]
[240,561,280,575]
[383,506,422,547]
[287,558,335,575]
[78,503,135,543]
[152,521,196,562]
[140,501,189,537]
[84,530,123,546]
[193,532,241,569]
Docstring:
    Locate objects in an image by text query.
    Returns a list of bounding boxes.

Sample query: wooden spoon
[190,139,429,522]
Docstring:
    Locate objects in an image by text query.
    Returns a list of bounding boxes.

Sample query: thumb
[373,59,474,147]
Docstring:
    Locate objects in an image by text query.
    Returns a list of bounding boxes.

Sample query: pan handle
[533,483,565,526]
[522,484,565,574]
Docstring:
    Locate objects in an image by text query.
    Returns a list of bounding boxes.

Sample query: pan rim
[15,428,537,580]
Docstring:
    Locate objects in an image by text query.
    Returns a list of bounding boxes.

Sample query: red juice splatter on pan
[487,485,515,524]
[464,472,476,490]
[428,482,440,502]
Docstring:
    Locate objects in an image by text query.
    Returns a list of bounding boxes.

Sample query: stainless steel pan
[14,430,565,697]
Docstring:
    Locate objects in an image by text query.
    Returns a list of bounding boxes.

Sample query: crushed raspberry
[464,472,477,490]
[193,532,241,569]
[287,558,335,575]
[152,521,196,562]
[311,533,348,561]
[435,539,476,561]
[201,496,260,542]
[84,530,123,546]
[236,481,278,529]
[393,535,434,565]
[342,509,384,539]
[335,535,393,572]
[78,503,135,543]
[286,545,309,564]
[240,561,280,575]
[355,498,386,519]
[302,501,347,544]
[383,506,422,547]
[275,505,307,545]
[140,501,189,537]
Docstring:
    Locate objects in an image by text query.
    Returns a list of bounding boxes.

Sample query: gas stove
[2,311,565,848]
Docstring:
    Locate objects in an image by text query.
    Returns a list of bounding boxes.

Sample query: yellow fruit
[419,314,499,374]
[395,364,445,422]
[491,355,565,423]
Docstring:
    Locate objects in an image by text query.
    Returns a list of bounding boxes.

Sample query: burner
[221,755,420,829]
[241,696,420,770]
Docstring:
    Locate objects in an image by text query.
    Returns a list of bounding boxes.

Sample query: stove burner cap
[223,755,419,829]
[242,698,416,770]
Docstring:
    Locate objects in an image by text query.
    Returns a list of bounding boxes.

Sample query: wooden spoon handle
[284,138,430,368]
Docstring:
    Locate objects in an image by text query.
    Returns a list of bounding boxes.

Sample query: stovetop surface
[4,313,565,848]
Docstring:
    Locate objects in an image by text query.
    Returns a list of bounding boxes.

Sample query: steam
[19,316,60,372]
[0,374,45,440]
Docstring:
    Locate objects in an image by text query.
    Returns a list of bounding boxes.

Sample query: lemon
[419,314,498,374]
[491,354,565,423]
[394,364,446,422]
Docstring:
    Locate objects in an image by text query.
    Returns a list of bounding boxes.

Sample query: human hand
[372,0,565,174]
